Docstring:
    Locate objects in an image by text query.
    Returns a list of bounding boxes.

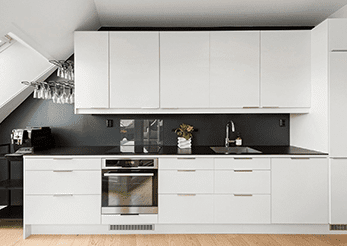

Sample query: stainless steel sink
[210,146,262,154]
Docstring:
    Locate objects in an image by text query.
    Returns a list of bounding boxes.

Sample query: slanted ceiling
[0,0,100,124]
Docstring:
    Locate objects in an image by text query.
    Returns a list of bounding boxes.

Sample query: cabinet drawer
[25,195,101,224]
[159,194,213,224]
[215,158,270,170]
[25,158,101,170]
[25,170,101,195]
[159,158,213,170]
[215,170,270,194]
[214,195,270,224]
[102,214,158,225]
[159,170,213,194]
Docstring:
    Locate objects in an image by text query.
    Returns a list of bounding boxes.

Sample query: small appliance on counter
[5,127,54,160]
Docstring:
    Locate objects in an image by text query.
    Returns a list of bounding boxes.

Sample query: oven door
[102,169,158,214]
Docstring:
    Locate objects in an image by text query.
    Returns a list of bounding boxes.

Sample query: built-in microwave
[101,158,158,215]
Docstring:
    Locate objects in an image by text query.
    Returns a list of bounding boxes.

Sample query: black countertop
[25,145,327,156]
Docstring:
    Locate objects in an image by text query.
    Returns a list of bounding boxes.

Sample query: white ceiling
[94,0,347,27]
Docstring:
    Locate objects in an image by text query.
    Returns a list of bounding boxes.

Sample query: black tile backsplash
[0,92,289,147]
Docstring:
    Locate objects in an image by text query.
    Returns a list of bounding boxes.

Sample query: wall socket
[279,119,285,127]
[106,119,113,127]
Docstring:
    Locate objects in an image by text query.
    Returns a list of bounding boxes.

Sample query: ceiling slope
[94,0,347,27]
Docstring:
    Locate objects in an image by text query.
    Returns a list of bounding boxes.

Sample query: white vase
[177,137,192,149]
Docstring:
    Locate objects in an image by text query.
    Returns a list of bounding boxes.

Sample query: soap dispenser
[235,132,242,146]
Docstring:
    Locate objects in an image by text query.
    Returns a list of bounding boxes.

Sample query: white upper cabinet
[74,32,109,109]
[160,32,210,108]
[210,31,260,108]
[260,31,311,108]
[329,53,347,157]
[329,19,347,51]
[109,32,160,108]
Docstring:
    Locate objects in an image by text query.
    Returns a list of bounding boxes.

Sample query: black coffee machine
[10,127,55,153]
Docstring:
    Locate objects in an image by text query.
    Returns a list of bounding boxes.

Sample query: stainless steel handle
[53,194,73,197]
[177,158,196,160]
[234,194,253,197]
[331,50,347,52]
[243,106,260,109]
[331,157,347,159]
[177,170,196,172]
[104,173,154,177]
[290,157,310,160]
[53,158,73,160]
[141,107,158,109]
[234,158,252,160]
[177,194,196,196]
[53,170,73,172]
[234,170,253,172]
[90,107,108,109]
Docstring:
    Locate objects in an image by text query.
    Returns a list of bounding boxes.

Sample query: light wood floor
[1,227,347,246]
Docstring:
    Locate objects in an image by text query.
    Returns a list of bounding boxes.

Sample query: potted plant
[175,123,194,148]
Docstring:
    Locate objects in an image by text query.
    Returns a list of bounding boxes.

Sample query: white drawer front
[25,170,101,195]
[159,170,213,194]
[215,170,270,194]
[25,195,101,224]
[215,158,270,170]
[214,195,270,224]
[102,214,158,225]
[25,158,101,170]
[159,158,213,170]
[159,194,213,224]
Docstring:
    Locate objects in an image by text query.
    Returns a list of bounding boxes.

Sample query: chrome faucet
[225,120,236,147]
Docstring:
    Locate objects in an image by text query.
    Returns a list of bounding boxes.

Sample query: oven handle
[104,173,154,177]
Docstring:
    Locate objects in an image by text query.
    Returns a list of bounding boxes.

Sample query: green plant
[175,123,194,140]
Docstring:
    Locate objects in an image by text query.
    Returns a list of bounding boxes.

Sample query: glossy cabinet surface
[210,31,260,108]
[109,32,160,108]
[272,158,328,224]
[329,53,347,157]
[260,31,311,108]
[74,32,109,109]
[160,32,210,108]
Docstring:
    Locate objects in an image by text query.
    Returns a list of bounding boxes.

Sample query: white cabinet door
[330,158,347,224]
[160,32,210,108]
[25,195,101,224]
[329,53,347,157]
[159,194,213,224]
[214,195,270,224]
[261,31,311,108]
[272,158,328,224]
[74,32,109,109]
[210,31,260,108]
[329,19,347,51]
[109,32,159,108]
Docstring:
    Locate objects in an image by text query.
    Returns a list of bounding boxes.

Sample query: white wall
[0,0,100,60]
[290,21,329,153]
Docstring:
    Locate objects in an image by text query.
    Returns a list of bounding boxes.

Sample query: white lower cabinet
[272,158,328,224]
[214,195,270,224]
[25,195,101,224]
[159,194,214,224]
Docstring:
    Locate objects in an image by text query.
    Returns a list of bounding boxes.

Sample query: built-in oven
[102,158,158,215]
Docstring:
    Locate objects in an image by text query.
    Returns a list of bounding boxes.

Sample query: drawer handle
[53,158,73,160]
[234,170,253,172]
[262,106,279,108]
[234,158,252,160]
[177,158,196,160]
[177,170,196,172]
[53,194,73,197]
[243,106,259,109]
[120,214,140,216]
[177,194,196,196]
[53,170,73,172]
[331,157,347,159]
[234,194,253,197]
[290,157,310,160]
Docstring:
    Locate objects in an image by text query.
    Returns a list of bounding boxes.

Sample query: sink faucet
[225,120,236,147]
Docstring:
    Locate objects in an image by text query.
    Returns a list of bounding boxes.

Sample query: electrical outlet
[279,119,285,127]
[106,119,113,127]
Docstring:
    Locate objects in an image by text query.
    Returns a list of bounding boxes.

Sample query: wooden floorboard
[1,227,347,246]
